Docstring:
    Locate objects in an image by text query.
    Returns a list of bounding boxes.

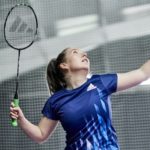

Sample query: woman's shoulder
[89,73,117,84]
[88,74,102,80]
[90,73,117,79]
[47,88,66,102]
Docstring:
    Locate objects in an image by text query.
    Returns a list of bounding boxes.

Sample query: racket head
[4,3,38,50]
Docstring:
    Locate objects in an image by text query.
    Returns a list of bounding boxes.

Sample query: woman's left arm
[117,60,150,92]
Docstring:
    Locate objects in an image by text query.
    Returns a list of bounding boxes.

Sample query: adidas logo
[9,16,33,33]
[87,83,96,91]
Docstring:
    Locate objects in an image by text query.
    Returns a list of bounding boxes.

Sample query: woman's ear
[59,63,69,70]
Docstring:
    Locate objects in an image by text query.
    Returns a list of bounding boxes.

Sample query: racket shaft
[11,98,19,127]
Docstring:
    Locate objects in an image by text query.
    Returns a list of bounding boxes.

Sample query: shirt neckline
[62,78,90,93]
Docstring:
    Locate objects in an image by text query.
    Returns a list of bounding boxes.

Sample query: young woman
[10,47,150,150]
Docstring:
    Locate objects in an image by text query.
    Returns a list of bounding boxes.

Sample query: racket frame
[4,3,38,51]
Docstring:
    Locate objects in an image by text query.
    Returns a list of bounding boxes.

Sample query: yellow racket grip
[11,98,19,127]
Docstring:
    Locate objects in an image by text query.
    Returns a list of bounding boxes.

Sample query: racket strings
[4,4,38,50]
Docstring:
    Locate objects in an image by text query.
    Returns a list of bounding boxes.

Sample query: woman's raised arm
[117,60,150,92]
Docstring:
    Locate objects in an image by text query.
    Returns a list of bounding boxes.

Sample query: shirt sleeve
[41,98,59,120]
[100,73,118,95]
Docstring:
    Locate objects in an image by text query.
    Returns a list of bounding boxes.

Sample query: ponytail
[46,48,69,94]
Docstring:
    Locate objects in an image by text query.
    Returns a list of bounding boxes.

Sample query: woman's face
[61,48,90,73]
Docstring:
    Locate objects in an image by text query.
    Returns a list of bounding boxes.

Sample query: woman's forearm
[117,60,150,91]
[140,60,150,79]
[18,117,44,144]
[10,104,58,144]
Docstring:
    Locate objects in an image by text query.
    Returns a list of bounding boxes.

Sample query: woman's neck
[65,72,88,90]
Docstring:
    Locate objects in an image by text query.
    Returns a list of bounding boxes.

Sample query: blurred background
[0,0,150,149]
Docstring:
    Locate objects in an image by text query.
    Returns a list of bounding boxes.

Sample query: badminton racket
[4,3,38,126]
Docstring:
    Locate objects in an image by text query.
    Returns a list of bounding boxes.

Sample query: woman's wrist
[18,115,26,125]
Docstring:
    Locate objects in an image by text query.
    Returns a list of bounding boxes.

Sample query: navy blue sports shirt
[42,74,120,150]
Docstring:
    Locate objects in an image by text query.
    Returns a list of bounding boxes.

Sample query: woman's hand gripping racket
[4,4,38,126]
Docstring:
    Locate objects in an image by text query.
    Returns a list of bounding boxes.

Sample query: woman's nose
[81,52,88,58]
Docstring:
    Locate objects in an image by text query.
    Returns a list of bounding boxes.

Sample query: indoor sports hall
[0,0,150,150]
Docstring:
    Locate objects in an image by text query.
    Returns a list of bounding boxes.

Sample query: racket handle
[11,98,19,127]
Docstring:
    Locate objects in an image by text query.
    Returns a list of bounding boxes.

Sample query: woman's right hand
[10,102,25,122]
[10,102,58,143]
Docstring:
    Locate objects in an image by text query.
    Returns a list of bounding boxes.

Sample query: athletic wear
[42,74,120,150]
